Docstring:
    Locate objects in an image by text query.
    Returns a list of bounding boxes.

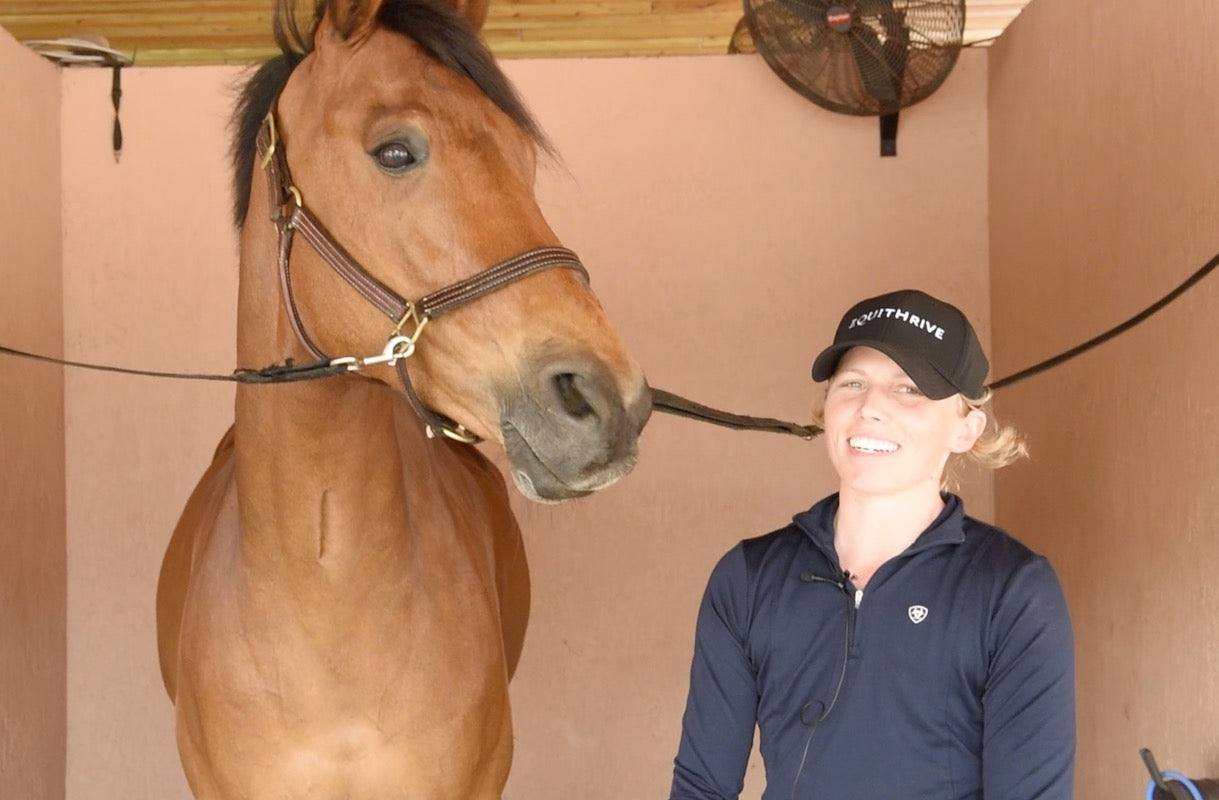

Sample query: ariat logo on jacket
[908,605,928,624]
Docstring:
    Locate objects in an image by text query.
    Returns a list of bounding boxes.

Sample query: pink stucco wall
[51,51,991,799]
[58,65,239,798]
[989,0,1219,793]
[0,25,67,800]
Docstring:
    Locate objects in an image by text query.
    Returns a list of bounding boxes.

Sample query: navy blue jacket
[670,494,1075,799]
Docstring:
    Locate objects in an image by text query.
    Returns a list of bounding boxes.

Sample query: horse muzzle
[499,359,651,503]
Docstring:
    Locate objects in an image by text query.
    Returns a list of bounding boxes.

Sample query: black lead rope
[0,345,346,384]
[656,249,1219,437]
[987,250,1219,391]
[2,250,1217,437]
[650,388,821,439]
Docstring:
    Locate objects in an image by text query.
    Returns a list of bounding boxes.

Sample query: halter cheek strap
[256,107,589,443]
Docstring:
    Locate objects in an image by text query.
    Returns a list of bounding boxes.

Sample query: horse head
[234,0,651,502]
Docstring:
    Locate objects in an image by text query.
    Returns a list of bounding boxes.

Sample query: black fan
[743,0,965,154]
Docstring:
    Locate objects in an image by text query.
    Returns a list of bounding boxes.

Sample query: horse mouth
[496,358,648,503]
[501,422,594,504]
[494,421,589,502]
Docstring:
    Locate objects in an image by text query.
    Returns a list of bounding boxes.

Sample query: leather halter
[255,106,589,443]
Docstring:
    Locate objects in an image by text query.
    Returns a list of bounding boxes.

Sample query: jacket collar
[792,492,967,567]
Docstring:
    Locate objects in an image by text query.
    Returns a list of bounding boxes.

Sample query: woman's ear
[810,386,828,427]
[950,407,987,454]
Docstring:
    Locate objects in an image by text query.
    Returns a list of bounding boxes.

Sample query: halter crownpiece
[255,106,589,442]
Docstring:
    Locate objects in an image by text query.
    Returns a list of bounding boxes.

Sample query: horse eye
[374,142,419,173]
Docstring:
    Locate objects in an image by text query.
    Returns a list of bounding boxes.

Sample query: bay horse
[154,0,651,796]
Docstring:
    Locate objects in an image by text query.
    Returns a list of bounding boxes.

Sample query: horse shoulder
[156,425,237,700]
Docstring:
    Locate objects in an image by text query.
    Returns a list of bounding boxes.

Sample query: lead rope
[4,103,1217,441]
[4,248,1217,438]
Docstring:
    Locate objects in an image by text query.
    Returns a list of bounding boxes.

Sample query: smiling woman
[810,289,1028,494]
[821,345,988,502]
[668,288,1075,800]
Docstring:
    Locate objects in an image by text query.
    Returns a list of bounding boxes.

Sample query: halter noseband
[256,107,589,443]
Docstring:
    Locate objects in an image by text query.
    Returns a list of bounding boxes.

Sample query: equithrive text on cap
[811,289,989,400]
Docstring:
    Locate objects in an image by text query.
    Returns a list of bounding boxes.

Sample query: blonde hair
[942,389,1028,492]
[810,386,1029,492]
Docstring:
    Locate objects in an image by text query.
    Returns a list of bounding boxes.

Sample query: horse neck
[232,211,446,570]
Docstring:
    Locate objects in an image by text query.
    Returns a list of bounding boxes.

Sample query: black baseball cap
[811,289,989,400]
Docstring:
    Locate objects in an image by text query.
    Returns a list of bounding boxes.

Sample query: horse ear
[319,0,384,40]
[451,0,489,31]
[318,0,489,38]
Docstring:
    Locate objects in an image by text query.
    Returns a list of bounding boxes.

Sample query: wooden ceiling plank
[487,1,653,20]
[488,35,731,56]
[649,0,739,14]
[0,0,1029,64]
[486,10,738,33]
[511,13,738,40]
[11,19,272,36]
[0,1,264,15]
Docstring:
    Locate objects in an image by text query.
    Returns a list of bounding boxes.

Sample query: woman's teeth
[849,436,899,454]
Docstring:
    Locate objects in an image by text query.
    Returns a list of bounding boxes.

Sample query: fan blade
[848,26,898,104]
[855,0,893,15]
[847,0,910,109]
[880,6,909,106]
[776,0,831,28]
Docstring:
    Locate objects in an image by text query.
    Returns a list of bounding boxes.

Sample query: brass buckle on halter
[430,422,480,444]
[281,185,303,229]
[327,334,416,372]
[260,111,279,171]
[392,302,429,345]
[327,304,429,371]
[261,110,305,226]
[343,335,417,369]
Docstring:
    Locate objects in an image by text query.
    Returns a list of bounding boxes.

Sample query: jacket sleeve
[669,545,759,800]
[982,556,1076,800]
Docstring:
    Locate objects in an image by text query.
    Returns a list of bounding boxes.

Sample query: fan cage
[744,0,965,116]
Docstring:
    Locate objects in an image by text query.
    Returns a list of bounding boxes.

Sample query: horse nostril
[553,372,596,419]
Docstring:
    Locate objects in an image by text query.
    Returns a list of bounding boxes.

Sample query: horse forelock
[373,1,550,149]
[230,0,549,229]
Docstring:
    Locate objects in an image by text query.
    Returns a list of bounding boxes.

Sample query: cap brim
[811,340,958,400]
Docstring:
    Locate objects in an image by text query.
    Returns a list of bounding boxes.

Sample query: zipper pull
[854,589,864,609]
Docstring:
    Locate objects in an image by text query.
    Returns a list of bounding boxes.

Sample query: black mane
[231,0,549,227]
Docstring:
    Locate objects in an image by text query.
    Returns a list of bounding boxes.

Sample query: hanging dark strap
[111,65,123,162]
[880,110,899,157]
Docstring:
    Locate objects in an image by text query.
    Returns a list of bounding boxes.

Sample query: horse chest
[189,501,506,682]
[182,705,512,800]
[174,482,514,798]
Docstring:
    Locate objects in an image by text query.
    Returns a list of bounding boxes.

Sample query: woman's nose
[857,387,887,420]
